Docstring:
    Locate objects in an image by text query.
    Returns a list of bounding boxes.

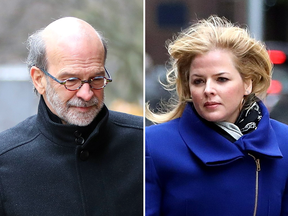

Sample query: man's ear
[30,66,46,95]
[244,79,253,95]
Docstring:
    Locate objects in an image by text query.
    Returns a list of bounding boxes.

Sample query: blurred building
[0,64,39,132]
[146,0,288,66]
[146,0,247,65]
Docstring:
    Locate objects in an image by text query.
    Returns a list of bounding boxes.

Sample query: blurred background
[146,0,288,125]
[0,0,143,132]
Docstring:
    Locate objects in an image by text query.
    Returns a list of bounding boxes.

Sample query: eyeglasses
[38,67,112,91]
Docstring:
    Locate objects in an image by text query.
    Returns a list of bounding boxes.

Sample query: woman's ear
[30,66,46,95]
[244,79,253,95]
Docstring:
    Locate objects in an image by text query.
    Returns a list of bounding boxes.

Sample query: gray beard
[45,80,104,126]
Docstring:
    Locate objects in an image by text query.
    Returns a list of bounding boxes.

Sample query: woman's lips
[204,102,220,108]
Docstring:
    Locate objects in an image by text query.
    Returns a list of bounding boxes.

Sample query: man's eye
[65,78,81,88]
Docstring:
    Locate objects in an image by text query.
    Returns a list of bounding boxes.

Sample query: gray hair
[26,28,47,72]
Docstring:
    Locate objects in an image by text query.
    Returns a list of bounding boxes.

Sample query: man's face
[45,77,104,126]
[42,29,106,126]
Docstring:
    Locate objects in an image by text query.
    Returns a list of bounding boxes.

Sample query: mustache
[67,96,99,107]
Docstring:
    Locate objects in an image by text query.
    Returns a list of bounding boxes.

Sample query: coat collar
[179,102,282,166]
[36,96,109,148]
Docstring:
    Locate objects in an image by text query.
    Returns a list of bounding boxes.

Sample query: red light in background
[268,50,286,64]
[267,79,282,94]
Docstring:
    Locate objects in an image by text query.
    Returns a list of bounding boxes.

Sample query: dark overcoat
[0,97,143,216]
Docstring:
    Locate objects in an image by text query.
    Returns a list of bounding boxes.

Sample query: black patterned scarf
[234,101,262,135]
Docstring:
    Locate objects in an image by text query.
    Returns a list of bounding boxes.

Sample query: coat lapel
[178,103,282,167]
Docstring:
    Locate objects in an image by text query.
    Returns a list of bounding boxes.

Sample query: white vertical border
[143,0,146,214]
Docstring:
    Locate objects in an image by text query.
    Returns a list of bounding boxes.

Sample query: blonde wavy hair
[146,15,272,124]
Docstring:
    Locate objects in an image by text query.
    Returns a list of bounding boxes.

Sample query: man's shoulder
[106,110,143,146]
[0,115,39,154]
[108,110,143,130]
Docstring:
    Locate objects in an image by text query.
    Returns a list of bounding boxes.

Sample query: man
[0,17,143,215]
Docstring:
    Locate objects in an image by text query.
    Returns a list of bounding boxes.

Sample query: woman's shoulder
[145,118,188,159]
[145,118,184,147]
[269,119,288,152]
[270,118,288,132]
[146,118,180,134]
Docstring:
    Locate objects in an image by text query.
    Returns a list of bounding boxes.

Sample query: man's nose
[76,83,94,101]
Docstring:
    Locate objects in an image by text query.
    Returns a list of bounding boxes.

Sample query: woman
[146,15,288,216]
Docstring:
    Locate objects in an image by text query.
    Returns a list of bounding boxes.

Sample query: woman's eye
[217,77,229,82]
[192,79,204,85]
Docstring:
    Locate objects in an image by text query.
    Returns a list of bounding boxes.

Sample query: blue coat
[146,102,288,216]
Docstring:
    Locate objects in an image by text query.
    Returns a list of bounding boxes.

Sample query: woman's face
[189,49,252,123]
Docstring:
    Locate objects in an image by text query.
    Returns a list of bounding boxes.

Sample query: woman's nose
[204,80,216,95]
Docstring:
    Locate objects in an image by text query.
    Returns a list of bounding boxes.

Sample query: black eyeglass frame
[38,67,112,91]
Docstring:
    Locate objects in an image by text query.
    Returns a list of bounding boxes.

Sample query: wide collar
[36,96,109,148]
[179,102,283,166]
